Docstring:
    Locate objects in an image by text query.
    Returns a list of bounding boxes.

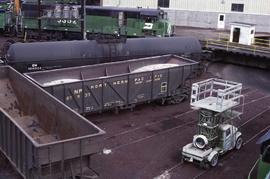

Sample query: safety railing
[190,78,243,113]
[254,38,270,47]
[205,33,270,56]
[216,33,270,46]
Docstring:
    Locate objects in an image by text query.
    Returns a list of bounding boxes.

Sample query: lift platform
[191,78,243,113]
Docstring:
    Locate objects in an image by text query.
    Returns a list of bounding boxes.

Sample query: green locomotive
[0,0,9,31]
[0,0,173,39]
[248,130,270,179]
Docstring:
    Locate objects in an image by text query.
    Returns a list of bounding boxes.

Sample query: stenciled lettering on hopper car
[65,74,163,101]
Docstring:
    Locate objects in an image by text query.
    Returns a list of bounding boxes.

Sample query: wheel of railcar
[235,137,243,150]
[174,95,186,104]
[210,154,219,167]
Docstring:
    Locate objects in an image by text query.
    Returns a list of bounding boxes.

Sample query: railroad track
[103,88,262,142]
[152,103,270,179]
[105,90,270,152]
[192,122,270,179]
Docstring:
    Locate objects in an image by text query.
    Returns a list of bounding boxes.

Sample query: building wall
[102,0,157,8]
[102,0,270,15]
[102,0,270,32]
[169,0,270,15]
[166,9,270,32]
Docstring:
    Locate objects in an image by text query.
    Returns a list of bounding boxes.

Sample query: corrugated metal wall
[102,0,157,8]
[102,0,270,15]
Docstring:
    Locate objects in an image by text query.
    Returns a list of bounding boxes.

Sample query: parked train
[6,36,202,72]
[0,0,173,40]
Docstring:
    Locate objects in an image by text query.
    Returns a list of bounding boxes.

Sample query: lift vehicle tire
[210,154,219,167]
[235,137,243,150]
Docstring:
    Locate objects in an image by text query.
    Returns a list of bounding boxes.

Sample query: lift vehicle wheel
[210,154,219,167]
[235,137,243,150]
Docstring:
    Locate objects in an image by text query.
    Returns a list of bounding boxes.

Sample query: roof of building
[230,22,256,27]
[85,5,163,16]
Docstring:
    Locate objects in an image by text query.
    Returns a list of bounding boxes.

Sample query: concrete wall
[166,9,270,33]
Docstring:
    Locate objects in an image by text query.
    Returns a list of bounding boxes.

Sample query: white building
[101,0,270,32]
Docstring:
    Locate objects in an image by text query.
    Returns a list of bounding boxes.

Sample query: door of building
[232,27,241,43]
[217,14,225,29]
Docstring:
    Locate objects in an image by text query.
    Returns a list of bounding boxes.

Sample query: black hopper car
[25,54,199,114]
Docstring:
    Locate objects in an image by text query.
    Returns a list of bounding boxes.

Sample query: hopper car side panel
[44,63,197,114]
[0,112,35,178]
[129,72,152,104]
[0,66,104,179]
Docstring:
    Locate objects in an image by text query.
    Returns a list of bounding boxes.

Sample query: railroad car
[6,36,202,72]
[0,0,9,31]
[25,54,199,114]
[21,4,173,39]
[248,130,270,179]
[0,0,173,39]
[0,66,105,178]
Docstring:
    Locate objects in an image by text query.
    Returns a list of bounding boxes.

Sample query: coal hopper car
[25,55,199,114]
[6,36,202,72]
[0,66,105,178]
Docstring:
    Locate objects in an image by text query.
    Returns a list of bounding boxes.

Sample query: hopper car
[0,66,105,178]
[25,54,199,114]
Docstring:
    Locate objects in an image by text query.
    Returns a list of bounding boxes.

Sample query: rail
[248,158,260,179]
[205,33,270,56]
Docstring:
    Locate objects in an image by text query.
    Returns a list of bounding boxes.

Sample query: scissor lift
[182,78,244,167]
